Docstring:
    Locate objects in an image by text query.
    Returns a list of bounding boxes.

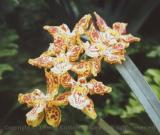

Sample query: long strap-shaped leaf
[115,56,160,132]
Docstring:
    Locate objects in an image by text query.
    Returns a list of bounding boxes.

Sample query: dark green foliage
[0,0,160,135]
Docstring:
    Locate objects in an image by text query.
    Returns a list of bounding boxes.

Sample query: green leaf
[144,68,160,99]
[0,49,17,57]
[0,64,13,79]
[146,69,160,78]
[3,131,13,135]
[0,27,19,57]
[145,69,160,85]
[121,94,144,118]
[150,84,160,99]
[104,106,123,116]
[147,46,160,58]
[75,125,91,135]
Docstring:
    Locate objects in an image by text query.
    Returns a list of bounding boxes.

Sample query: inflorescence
[18,12,140,127]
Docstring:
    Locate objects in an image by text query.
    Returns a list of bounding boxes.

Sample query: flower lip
[50,61,72,75]
[68,93,90,110]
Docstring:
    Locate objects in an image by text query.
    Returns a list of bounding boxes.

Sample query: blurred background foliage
[0,0,160,135]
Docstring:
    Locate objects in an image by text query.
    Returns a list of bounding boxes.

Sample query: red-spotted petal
[53,91,71,106]
[103,44,126,64]
[71,61,91,78]
[83,42,105,58]
[60,23,70,33]
[54,36,67,54]
[43,24,70,38]
[67,45,83,61]
[73,14,91,35]
[28,55,54,68]
[120,34,140,43]
[45,69,59,95]
[82,98,97,119]
[94,12,108,32]
[87,79,112,95]
[60,72,76,88]
[26,104,45,127]
[87,23,101,42]
[18,89,45,107]
[68,92,89,110]
[45,103,61,127]
[112,22,127,34]
[89,58,102,76]
[43,24,71,55]
[43,25,59,36]
[42,43,56,56]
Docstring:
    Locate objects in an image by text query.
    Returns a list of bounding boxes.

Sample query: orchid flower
[81,12,140,64]
[94,12,140,64]
[28,53,72,76]
[18,69,74,127]
[18,89,70,127]
[68,77,111,119]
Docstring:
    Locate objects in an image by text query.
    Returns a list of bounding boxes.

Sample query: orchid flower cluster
[18,12,140,128]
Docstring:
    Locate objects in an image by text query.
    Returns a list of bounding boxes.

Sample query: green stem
[98,119,120,135]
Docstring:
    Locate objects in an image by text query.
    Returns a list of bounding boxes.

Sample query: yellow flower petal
[71,61,91,78]
[83,41,103,58]
[73,14,92,35]
[45,103,61,127]
[112,22,127,34]
[86,23,101,43]
[67,45,83,61]
[103,43,126,64]
[41,43,56,56]
[18,89,45,107]
[60,72,75,88]
[87,79,112,95]
[43,25,58,37]
[103,55,125,64]
[94,12,108,32]
[72,84,88,95]
[45,69,59,96]
[60,23,71,33]
[26,104,45,127]
[54,91,71,106]
[28,55,54,68]
[82,98,97,119]
[43,24,70,38]
[89,58,102,76]
[120,34,140,43]
[43,24,71,55]
[53,36,67,54]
